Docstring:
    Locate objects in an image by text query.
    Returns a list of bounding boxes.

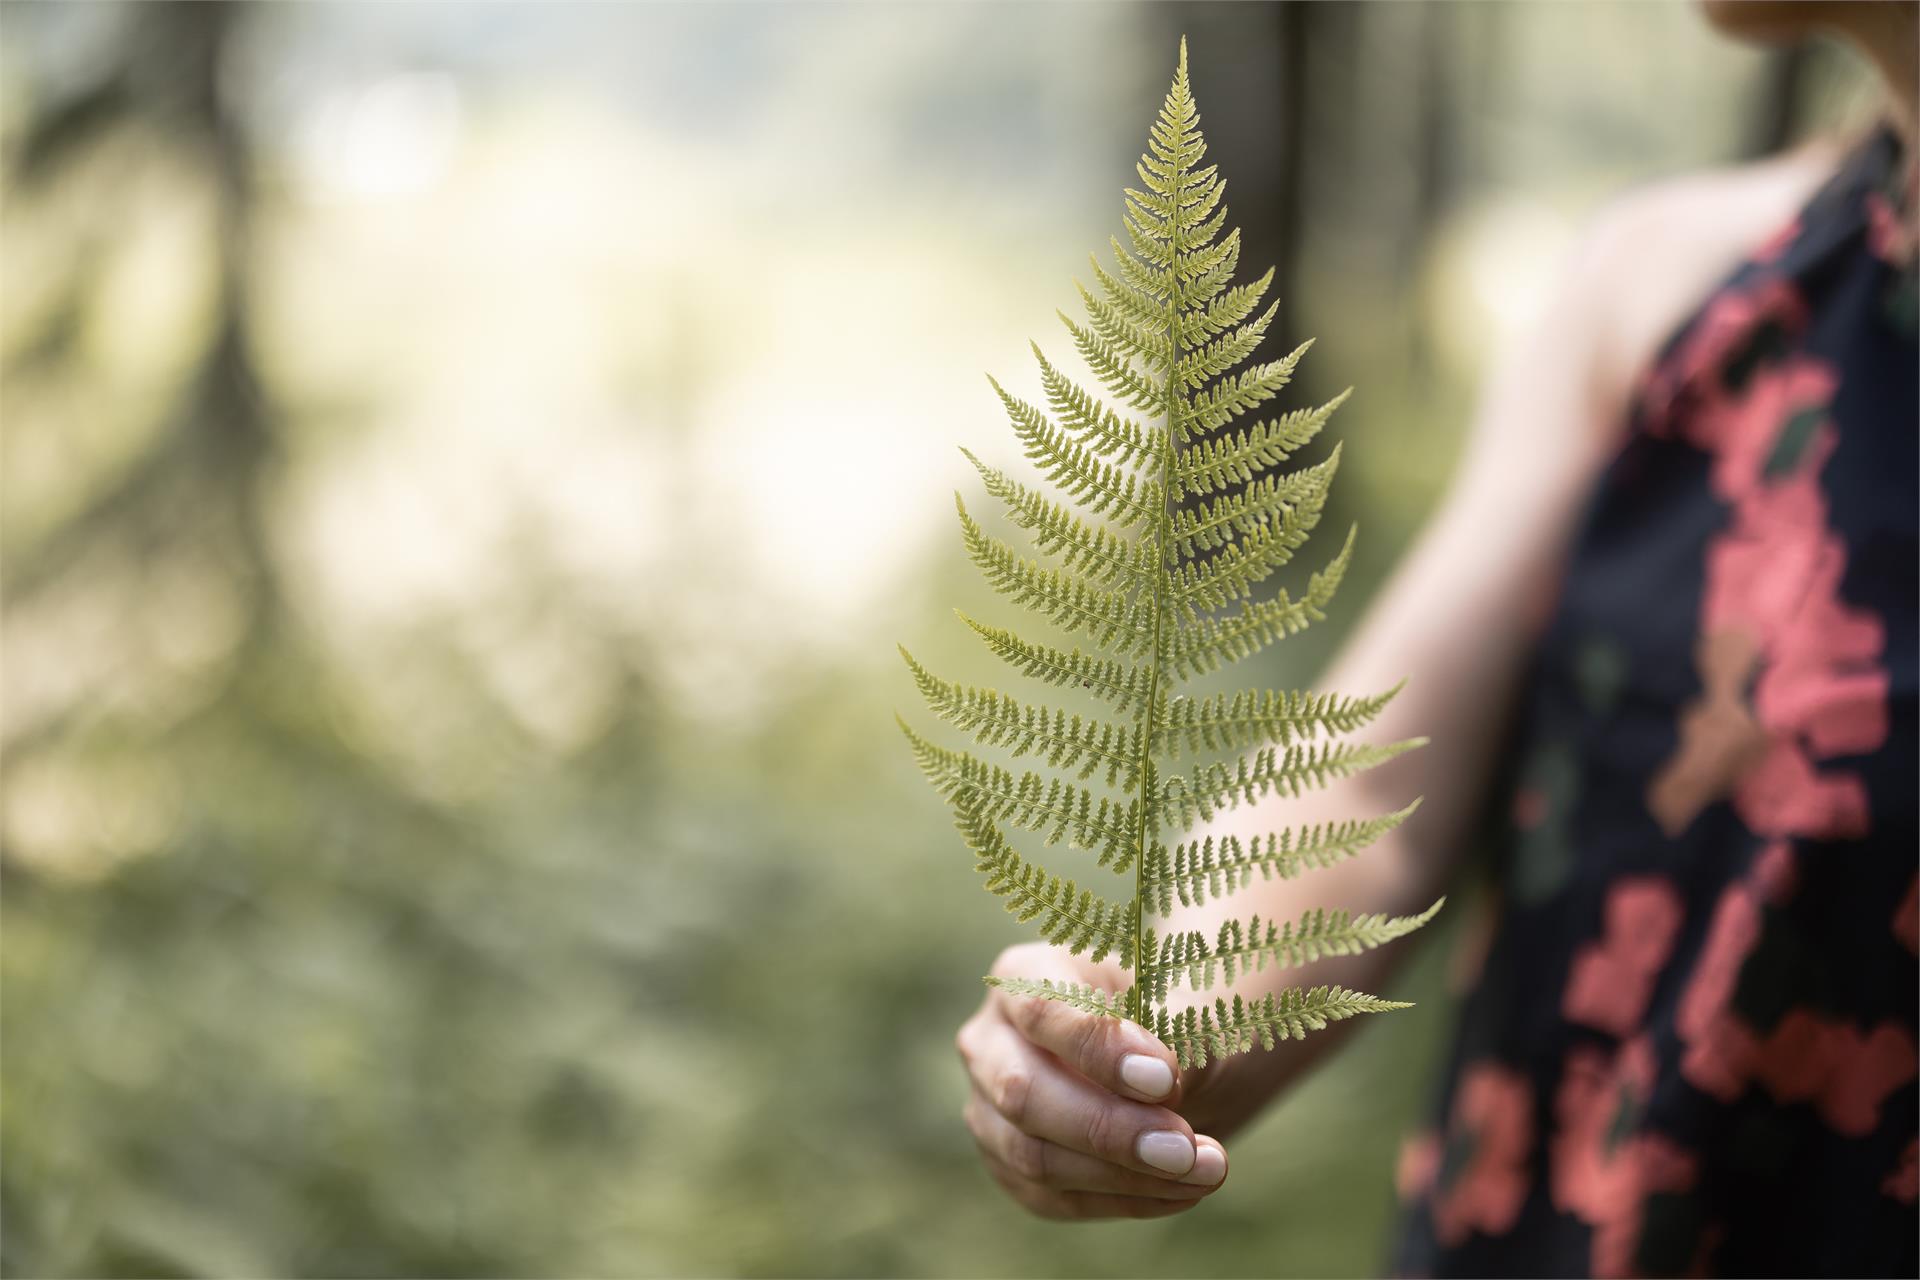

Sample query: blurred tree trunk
[7,2,274,614]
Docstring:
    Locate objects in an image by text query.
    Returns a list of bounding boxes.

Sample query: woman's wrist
[1177,1042,1285,1139]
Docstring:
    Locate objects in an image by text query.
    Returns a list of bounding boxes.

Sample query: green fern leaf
[898,38,1435,1063]
[1148,898,1445,993]
[954,799,1138,963]
[962,454,1152,591]
[1138,800,1423,914]
[1154,681,1405,757]
[956,500,1155,653]
[985,383,1162,525]
[1173,388,1350,500]
[954,612,1155,713]
[901,646,1142,786]
[1033,346,1166,472]
[1158,738,1426,828]
[982,976,1127,1019]
[1167,445,1340,560]
[1153,986,1416,1069]
[902,718,1140,867]
[1192,266,1275,341]
[1166,527,1357,679]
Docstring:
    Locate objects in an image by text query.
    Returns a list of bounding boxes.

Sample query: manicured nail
[1120,1053,1174,1099]
[1136,1130,1195,1175]
[1183,1141,1227,1186]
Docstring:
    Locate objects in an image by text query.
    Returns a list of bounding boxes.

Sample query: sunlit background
[0,3,1874,1276]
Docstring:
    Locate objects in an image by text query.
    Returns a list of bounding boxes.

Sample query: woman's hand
[955,942,1230,1220]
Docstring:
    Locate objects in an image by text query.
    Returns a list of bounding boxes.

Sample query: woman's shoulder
[1572,142,1844,405]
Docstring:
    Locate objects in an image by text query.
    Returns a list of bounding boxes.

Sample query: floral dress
[1393,126,1918,1278]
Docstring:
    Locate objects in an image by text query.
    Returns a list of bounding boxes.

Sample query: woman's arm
[1173,149,1840,1136]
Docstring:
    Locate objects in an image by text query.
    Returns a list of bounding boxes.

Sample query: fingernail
[1183,1141,1227,1186]
[1136,1130,1195,1175]
[1120,1053,1174,1099]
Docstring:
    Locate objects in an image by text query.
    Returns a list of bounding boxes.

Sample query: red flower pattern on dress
[1551,1038,1707,1278]
[1884,1139,1918,1205]
[1397,1130,1441,1203]
[1677,843,1919,1131]
[1563,876,1685,1037]
[1638,277,1805,436]
[1866,190,1919,267]
[1752,216,1802,265]
[1428,1063,1534,1247]
[1893,874,1918,955]
[1646,347,1888,840]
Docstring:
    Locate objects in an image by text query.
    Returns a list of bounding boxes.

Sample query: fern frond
[964,455,1151,591]
[1177,301,1278,391]
[1166,527,1356,679]
[1190,266,1274,341]
[1154,681,1405,758]
[955,612,1155,714]
[958,498,1155,654]
[900,38,1435,1058]
[1148,899,1445,992]
[1159,738,1426,828]
[1174,225,1239,285]
[1154,986,1415,1069]
[1138,801,1422,914]
[1184,340,1312,438]
[1173,389,1350,500]
[1034,347,1165,472]
[1108,235,1172,303]
[1168,445,1340,561]
[1076,282,1170,375]
[1088,256,1172,343]
[902,717,1141,868]
[956,802,1137,964]
[1180,228,1242,310]
[1164,499,1324,617]
[1122,204,1177,271]
[1059,313,1163,413]
[984,385,1161,526]
[983,976,1126,1019]
[901,647,1142,786]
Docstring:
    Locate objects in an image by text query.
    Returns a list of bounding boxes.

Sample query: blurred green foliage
[0,3,1861,1276]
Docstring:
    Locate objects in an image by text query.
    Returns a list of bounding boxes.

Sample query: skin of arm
[956,147,1837,1218]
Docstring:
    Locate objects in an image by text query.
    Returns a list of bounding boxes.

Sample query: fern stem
[1129,56,1190,1027]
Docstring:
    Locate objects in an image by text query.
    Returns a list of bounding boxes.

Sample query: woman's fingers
[958,1013,1223,1183]
[987,947,1182,1106]
[960,943,1231,1219]
[965,1086,1217,1199]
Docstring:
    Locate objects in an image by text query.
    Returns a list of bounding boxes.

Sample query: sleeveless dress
[1392,126,1919,1278]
